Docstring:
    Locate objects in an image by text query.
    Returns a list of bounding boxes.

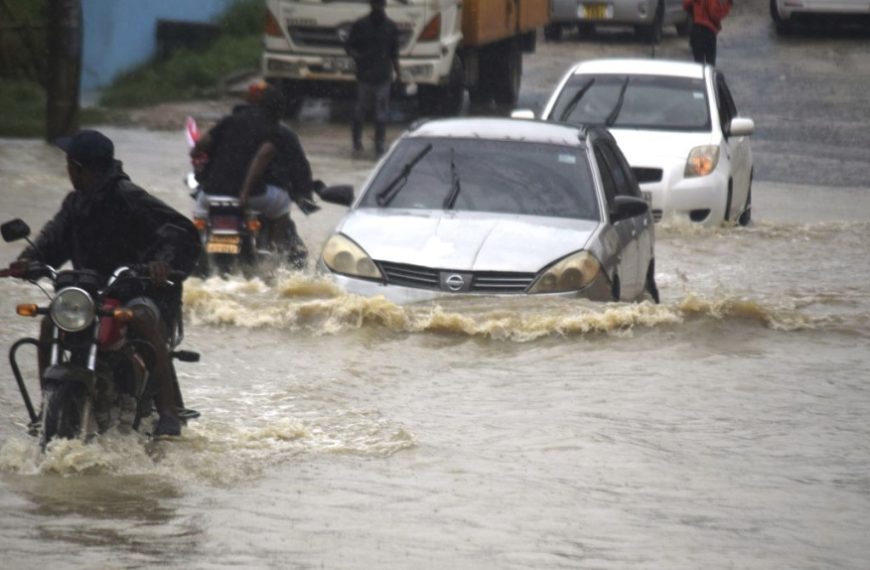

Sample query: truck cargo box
[462,0,549,47]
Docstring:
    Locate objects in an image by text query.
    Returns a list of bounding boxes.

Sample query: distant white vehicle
[545,0,691,43]
[770,0,870,34]
[531,58,754,227]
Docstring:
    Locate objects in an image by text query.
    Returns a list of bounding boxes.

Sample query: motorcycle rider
[191,84,294,250]
[13,130,201,437]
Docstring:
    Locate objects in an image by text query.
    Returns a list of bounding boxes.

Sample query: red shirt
[683,0,732,33]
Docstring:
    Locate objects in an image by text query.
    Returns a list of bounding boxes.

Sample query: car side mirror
[728,117,754,137]
[317,184,354,207]
[609,195,649,223]
[1,218,31,243]
[510,109,536,120]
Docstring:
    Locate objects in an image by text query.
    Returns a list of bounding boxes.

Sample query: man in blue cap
[17,129,202,436]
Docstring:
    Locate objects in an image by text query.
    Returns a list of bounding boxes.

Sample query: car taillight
[419,14,440,42]
[212,215,241,231]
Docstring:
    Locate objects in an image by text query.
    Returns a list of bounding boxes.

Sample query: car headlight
[321,234,383,280]
[528,251,602,294]
[684,145,720,178]
[50,287,95,332]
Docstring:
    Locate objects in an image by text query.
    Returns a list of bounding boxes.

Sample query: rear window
[360,137,600,221]
[549,73,711,132]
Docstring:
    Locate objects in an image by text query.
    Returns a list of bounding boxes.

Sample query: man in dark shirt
[191,86,294,247]
[346,0,402,156]
[17,130,202,436]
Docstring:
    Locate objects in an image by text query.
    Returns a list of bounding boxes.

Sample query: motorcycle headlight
[50,287,95,332]
[321,234,383,280]
[684,145,720,178]
[528,251,602,294]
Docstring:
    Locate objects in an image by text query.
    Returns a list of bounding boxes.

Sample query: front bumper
[639,163,730,226]
[263,52,449,87]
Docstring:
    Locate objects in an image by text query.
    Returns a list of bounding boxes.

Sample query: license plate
[207,242,240,254]
[323,56,355,74]
[580,3,612,20]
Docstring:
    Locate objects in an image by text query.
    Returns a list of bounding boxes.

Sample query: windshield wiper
[605,77,630,127]
[442,147,462,210]
[558,78,595,122]
[376,143,433,207]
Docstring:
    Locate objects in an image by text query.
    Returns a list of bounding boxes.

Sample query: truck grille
[378,261,536,294]
[288,25,413,51]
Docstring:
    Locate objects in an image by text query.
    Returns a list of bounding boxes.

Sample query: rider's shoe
[154,414,182,437]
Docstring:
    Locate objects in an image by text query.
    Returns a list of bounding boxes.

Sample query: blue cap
[55,130,114,168]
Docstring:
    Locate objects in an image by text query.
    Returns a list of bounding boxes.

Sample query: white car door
[714,72,752,221]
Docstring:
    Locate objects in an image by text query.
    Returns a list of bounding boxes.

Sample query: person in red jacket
[683,0,732,65]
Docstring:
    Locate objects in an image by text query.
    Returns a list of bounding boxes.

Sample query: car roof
[568,58,707,80]
[408,117,588,147]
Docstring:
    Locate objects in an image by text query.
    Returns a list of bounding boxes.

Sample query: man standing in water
[683,0,733,65]
[345,0,402,156]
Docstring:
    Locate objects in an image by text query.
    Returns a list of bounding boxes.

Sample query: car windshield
[360,137,600,220]
[550,74,711,131]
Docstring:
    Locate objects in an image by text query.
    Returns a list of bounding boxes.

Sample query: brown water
[1,123,869,569]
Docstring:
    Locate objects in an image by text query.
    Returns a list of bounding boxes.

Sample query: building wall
[81,0,236,99]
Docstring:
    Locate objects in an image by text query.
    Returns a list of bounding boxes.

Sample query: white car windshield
[551,74,711,132]
[361,138,601,221]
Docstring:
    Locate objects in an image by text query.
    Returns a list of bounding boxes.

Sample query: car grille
[632,167,663,184]
[288,26,413,51]
[378,261,536,294]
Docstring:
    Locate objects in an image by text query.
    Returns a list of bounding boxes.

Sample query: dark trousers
[689,24,718,65]
[352,81,391,152]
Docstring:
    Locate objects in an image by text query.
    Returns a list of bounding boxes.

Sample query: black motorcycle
[1,219,200,449]
[186,174,354,278]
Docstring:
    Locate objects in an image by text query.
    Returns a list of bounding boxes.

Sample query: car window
[550,73,711,132]
[593,146,617,207]
[599,142,642,198]
[361,138,601,221]
[715,73,738,132]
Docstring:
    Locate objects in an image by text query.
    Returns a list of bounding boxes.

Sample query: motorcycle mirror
[318,184,354,207]
[1,219,31,243]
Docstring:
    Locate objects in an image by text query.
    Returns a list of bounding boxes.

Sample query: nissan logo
[445,274,465,292]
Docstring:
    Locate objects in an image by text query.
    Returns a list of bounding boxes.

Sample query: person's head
[370,0,386,20]
[256,84,286,122]
[55,130,115,192]
[246,80,268,105]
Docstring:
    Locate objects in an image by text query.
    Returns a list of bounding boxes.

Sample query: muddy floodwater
[2,5,870,569]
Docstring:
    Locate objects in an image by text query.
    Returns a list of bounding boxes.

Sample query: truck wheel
[770,0,792,34]
[418,56,464,116]
[491,42,522,107]
[675,15,691,36]
[544,24,563,42]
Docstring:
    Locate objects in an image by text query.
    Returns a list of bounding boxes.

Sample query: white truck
[261,0,550,116]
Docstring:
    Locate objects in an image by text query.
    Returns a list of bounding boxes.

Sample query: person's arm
[19,194,74,268]
[239,141,277,206]
[285,131,314,201]
[391,26,401,82]
[708,0,732,20]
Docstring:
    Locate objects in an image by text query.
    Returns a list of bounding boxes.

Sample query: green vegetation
[101,0,263,108]
[0,80,45,137]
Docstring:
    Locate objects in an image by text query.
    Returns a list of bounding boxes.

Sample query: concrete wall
[81,0,237,100]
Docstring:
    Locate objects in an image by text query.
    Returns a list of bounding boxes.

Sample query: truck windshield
[551,74,711,132]
[361,138,600,221]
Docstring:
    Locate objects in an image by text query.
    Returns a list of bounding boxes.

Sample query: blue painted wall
[81,0,237,99]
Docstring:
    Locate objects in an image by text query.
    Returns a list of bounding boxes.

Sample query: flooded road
[2,3,870,568]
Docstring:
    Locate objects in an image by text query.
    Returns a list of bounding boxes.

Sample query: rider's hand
[3,259,31,278]
[148,260,171,285]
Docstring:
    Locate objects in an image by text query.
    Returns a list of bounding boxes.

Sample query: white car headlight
[321,234,383,280]
[684,145,720,178]
[50,287,95,332]
[528,251,602,294]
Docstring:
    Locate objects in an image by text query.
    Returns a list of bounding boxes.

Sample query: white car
[533,58,754,227]
[319,118,658,304]
[771,0,870,34]
[545,0,691,43]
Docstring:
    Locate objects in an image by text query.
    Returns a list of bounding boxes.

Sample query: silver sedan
[545,0,691,43]
[318,118,658,305]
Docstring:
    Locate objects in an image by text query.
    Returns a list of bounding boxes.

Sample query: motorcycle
[184,116,354,278]
[1,219,200,449]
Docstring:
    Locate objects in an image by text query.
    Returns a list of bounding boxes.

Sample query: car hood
[336,209,599,273]
[609,129,717,164]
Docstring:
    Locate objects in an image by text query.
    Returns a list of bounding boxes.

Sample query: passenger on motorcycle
[191,85,296,250]
[14,130,202,437]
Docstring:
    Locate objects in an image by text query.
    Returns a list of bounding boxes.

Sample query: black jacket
[346,12,399,85]
[21,161,202,283]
